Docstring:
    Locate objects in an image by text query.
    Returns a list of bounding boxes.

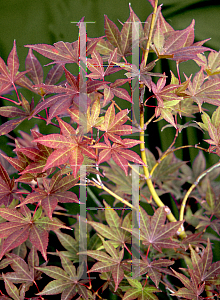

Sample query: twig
[179,160,220,222]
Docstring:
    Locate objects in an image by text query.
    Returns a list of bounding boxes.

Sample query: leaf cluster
[0,0,219,299]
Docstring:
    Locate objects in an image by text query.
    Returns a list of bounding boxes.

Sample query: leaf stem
[0,96,21,105]
[90,178,136,210]
[143,0,158,66]
[150,145,209,177]
[179,160,220,222]
[139,0,186,238]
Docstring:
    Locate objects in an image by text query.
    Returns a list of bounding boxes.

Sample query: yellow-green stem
[91,179,137,210]
[150,145,208,177]
[140,0,186,239]
[143,0,158,66]
[140,110,186,238]
[179,160,220,222]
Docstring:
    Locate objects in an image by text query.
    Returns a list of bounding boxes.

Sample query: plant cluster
[0,0,220,299]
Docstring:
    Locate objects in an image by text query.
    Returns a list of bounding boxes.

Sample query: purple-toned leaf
[104,15,122,54]
[25,48,44,85]
[2,274,20,300]
[29,226,48,261]
[0,106,28,118]
[0,226,30,260]
[7,40,19,82]
[25,42,77,64]
[45,64,63,85]
[0,208,28,223]
[0,117,27,136]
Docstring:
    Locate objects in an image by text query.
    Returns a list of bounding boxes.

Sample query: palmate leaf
[130,253,174,287]
[31,65,107,124]
[196,179,220,218]
[97,102,132,144]
[195,51,220,77]
[185,67,220,111]
[33,117,96,177]
[171,239,220,299]
[122,206,182,252]
[80,238,126,292]
[103,5,143,59]
[190,239,220,282]
[87,201,131,247]
[3,248,42,293]
[100,159,146,204]
[0,40,27,90]
[151,76,183,128]
[68,97,104,134]
[36,252,90,300]
[16,172,79,220]
[103,78,132,106]
[152,17,211,62]
[16,49,64,96]
[171,268,205,299]
[0,206,70,261]
[1,130,54,184]
[122,276,160,300]
[93,138,144,176]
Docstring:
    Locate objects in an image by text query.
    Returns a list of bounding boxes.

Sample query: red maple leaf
[0,40,28,94]
[97,102,133,144]
[93,138,144,175]
[16,171,79,220]
[0,205,70,260]
[32,117,96,177]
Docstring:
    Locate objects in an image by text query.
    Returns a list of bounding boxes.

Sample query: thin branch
[139,0,186,238]
[90,178,136,210]
[179,160,220,222]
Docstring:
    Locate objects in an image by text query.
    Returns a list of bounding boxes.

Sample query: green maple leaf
[122,206,182,253]
[87,200,131,247]
[122,276,160,300]
[151,76,182,128]
[195,51,220,77]
[172,239,220,299]
[97,102,132,144]
[68,97,104,134]
[80,237,127,292]
[36,252,91,300]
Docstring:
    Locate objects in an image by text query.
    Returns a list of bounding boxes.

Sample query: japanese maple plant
[0,0,220,299]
